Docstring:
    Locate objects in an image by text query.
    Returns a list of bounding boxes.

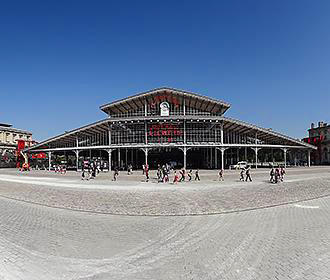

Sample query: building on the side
[0,123,33,149]
[302,121,330,165]
[24,87,316,170]
[0,123,34,167]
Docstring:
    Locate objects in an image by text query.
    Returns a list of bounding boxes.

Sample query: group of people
[217,166,253,182]
[81,161,101,181]
[173,169,200,184]
[93,163,286,184]
[269,167,286,183]
[141,164,201,184]
[54,165,67,174]
[239,166,253,182]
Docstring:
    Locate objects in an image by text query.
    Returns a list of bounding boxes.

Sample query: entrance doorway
[147,148,183,169]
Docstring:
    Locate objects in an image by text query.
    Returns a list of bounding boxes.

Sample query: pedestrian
[127,164,133,175]
[195,169,200,181]
[163,169,169,183]
[173,170,179,184]
[219,169,224,181]
[280,167,285,182]
[270,168,275,183]
[157,166,162,182]
[239,169,245,181]
[275,168,280,183]
[188,170,192,181]
[179,169,186,182]
[142,164,145,175]
[91,166,96,179]
[113,168,119,181]
[245,166,252,182]
[145,165,149,182]
[81,168,86,180]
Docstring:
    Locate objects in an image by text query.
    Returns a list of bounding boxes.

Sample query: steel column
[48,151,52,171]
[283,148,287,168]
[118,149,121,169]
[183,147,187,170]
[107,149,112,172]
[145,148,148,166]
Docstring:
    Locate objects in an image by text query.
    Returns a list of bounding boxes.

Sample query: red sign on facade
[149,95,180,108]
[32,153,47,159]
[148,123,182,143]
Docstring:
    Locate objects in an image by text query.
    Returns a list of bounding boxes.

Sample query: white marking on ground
[293,204,320,209]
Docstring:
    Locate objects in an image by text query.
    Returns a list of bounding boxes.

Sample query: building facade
[303,121,330,165]
[25,87,315,170]
[0,123,34,168]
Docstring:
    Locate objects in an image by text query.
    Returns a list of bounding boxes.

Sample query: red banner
[17,140,25,151]
[32,153,47,159]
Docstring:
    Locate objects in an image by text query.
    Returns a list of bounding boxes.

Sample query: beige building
[0,123,33,150]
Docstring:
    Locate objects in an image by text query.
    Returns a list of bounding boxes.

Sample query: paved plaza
[0,167,329,279]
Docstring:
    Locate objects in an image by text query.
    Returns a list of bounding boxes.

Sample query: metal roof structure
[25,115,315,152]
[100,87,231,116]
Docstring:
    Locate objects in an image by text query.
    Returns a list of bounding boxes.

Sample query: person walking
[173,171,179,184]
[280,167,286,182]
[145,165,149,182]
[113,168,119,181]
[163,168,169,183]
[195,169,200,181]
[188,170,193,181]
[245,166,252,182]
[157,166,162,182]
[275,168,280,184]
[81,167,86,180]
[179,169,186,182]
[270,168,275,183]
[219,169,224,181]
[239,168,245,181]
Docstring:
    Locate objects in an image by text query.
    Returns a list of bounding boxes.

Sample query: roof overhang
[25,116,316,152]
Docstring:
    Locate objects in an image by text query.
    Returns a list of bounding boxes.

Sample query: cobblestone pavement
[0,194,329,280]
[0,167,329,215]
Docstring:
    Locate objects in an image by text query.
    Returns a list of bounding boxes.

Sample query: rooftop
[100,87,231,116]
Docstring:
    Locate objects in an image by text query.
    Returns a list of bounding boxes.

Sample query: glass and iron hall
[25,87,316,170]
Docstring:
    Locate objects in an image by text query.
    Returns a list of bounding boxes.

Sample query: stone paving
[0,167,329,215]
[0,167,329,279]
[0,194,329,280]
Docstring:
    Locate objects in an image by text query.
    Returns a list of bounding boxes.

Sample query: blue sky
[1,0,329,141]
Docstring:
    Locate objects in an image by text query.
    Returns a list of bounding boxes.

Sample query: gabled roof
[100,87,231,116]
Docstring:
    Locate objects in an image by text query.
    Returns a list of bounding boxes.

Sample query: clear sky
[1,0,329,141]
